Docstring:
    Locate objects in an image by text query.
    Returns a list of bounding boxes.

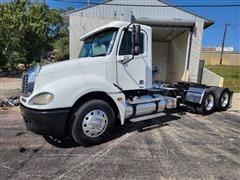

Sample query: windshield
[79,28,118,58]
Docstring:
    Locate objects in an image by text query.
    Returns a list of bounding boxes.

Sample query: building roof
[62,0,214,28]
[80,21,151,40]
[62,0,112,16]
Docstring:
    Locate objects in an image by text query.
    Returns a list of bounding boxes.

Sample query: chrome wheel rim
[82,110,108,137]
[221,92,229,107]
[205,94,214,111]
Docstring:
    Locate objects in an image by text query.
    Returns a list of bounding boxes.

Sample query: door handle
[119,56,130,64]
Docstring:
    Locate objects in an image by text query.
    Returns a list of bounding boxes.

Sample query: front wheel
[70,99,116,146]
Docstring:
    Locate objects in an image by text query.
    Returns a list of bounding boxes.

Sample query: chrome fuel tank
[125,94,166,119]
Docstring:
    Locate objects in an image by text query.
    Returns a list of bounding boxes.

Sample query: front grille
[21,64,40,97]
[21,74,29,96]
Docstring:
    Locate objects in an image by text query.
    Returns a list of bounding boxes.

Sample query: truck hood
[34,57,109,91]
[40,57,106,76]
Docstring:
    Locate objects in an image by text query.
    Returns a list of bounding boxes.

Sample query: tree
[0,0,64,69]
[53,26,69,61]
[52,6,73,61]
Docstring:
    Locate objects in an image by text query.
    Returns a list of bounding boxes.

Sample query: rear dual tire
[210,87,231,111]
[196,90,216,115]
[194,87,231,115]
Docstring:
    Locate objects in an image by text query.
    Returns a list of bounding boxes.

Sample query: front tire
[70,99,116,146]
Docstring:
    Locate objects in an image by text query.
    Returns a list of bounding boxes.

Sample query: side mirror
[131,24,141,55]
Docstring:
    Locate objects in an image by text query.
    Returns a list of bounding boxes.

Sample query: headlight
[29,93,54,105]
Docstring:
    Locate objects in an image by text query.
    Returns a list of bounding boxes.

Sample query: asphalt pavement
[0,109,240,179]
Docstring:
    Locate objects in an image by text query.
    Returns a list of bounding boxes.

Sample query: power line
[3,0,240,7]
[46,0,240,7]
[168,0,240,2]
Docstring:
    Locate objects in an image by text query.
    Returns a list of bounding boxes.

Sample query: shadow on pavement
[111,113,182,141]
[43,108,186,148]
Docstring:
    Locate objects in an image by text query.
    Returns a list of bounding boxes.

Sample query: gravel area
[0,77,21,99]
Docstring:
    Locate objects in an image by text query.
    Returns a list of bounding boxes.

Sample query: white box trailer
[20,21,232,147]
[136,17,201,83]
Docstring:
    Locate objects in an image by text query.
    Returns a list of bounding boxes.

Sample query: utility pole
[220,23,230,65]
[87,0,90,6]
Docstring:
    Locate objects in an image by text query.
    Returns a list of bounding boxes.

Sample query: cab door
[116,29,148,90]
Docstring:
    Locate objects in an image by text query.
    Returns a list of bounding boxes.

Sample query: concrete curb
[230,93,240,111]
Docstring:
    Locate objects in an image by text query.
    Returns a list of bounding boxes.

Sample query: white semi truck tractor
[20,21,232,147]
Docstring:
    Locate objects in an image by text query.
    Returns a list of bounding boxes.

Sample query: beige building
[201,52,240,66]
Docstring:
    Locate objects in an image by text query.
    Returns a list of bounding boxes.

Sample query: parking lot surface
[0,109,240,179]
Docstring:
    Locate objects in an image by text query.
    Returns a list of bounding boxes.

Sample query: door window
[119,30,144,55]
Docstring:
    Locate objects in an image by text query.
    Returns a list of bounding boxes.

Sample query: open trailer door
[151,26,191,83]
[136,18,204,84]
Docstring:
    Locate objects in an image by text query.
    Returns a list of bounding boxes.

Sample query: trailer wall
[166,31,189,82]
[152,42,169,82]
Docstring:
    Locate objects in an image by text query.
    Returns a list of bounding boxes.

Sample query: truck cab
[20,21,232,147]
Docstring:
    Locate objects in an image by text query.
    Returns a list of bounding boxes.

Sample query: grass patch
[206,65,240,92]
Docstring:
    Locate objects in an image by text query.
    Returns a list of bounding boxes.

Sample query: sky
[168,0,240,52]
[1,0,240,51]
